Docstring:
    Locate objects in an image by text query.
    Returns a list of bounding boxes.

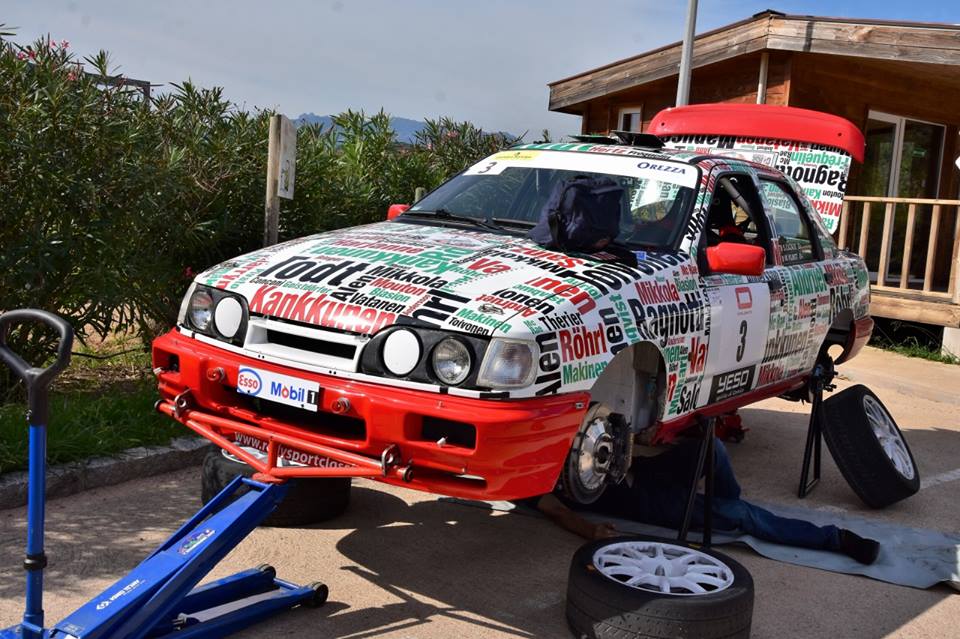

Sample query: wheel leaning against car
[821,384,920,508]
[566,536,754,639]
[201,450,351,527]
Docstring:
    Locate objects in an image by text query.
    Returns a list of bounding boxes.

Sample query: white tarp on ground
[447,498,960,591]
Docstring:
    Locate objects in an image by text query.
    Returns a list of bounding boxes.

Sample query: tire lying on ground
[566,536,754,639]
[821,384,920,508]
[201,450,351,527]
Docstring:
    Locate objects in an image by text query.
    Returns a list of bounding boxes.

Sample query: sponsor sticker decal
[237,367,320,411]
[709,365,756,402]
[178,529,215,555]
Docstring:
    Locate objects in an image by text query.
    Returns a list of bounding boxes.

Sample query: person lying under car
[528,437,881,565]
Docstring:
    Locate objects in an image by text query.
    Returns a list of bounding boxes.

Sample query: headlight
[382,329,421,376]
[477,338,537,388]
[214,296,244,339]
[188,289,214,331]
[431,338,471,385]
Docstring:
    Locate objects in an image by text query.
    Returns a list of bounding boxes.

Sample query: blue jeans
[596,439,841,552]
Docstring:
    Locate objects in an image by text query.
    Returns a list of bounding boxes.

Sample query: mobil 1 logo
[708,365,756,403]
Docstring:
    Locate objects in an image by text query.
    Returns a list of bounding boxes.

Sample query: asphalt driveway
[0,346,957,638]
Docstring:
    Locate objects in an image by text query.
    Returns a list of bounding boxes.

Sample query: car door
[695,171,774,408]
[754,178,831,386]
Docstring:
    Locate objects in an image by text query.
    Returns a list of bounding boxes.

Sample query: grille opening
[421,417,476,449]
[240,396,366,441]
[265,329,357,359]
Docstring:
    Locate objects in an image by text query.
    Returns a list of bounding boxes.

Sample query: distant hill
[295,113,427,143]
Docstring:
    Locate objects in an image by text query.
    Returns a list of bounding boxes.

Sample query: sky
[4,1,959,138]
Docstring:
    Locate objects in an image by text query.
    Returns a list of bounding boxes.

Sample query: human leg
[696,495,841,551]
[710,439,741,500]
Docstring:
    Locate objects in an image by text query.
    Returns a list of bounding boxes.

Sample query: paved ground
[0,346,958,638]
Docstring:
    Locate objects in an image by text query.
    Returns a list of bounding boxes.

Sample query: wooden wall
[788,52,960,200]
[580,51,793,135]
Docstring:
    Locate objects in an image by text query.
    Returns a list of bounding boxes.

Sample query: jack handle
[0,309,74,425]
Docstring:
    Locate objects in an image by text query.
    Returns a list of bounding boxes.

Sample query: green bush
[0,34,513,398]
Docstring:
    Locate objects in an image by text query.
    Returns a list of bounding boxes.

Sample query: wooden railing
[838,196,960,304]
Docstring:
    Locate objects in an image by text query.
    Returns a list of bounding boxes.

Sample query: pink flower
[67,71,77,81]
[60,39,70,49]
[446,130,459,139]
[16,51,27,60]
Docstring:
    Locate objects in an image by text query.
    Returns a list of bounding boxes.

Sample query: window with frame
[759,181,817,264]
[618,107,643,133]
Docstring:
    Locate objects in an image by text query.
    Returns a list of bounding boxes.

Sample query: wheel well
[821,309,855,362]
[587,342,666,434]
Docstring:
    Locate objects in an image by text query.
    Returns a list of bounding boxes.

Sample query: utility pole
[263,114,296,246]
[675,0,699,106]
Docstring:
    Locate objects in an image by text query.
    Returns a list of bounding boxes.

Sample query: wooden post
[900,203,916,289]
[952,205,960,304]
[923,205,941,292]
[858,202,871,259]
[876,202,894,288]
[838,201,850,250]
[263,115,281,246]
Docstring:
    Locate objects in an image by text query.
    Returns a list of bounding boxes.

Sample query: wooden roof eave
[549,14,960,113]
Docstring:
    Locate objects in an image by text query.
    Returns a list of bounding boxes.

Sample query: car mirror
[387,204,410,220]
[706,243,766,277]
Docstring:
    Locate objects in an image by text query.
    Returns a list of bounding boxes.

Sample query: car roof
[509,142,778,176]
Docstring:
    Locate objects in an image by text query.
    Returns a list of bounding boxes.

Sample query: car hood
[194,221,652,337]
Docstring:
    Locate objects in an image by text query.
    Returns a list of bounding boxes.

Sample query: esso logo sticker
[237,368,262,395]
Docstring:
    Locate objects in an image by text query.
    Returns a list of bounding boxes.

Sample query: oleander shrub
[0,32,513,398]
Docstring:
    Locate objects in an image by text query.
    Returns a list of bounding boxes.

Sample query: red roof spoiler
[648,104,865,163]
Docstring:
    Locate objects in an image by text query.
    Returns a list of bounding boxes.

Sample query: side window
[759,181,819,265]
[701,173,772,268]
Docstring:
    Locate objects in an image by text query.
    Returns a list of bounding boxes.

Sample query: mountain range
[295,113,428,143]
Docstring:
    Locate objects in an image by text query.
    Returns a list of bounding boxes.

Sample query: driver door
[697,172,774,408]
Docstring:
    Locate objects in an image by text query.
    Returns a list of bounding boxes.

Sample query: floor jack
[0,310,326,639]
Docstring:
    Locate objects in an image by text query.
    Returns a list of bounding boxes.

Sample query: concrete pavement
[0,346,957,638]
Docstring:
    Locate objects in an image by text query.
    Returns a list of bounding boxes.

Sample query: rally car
[153,106,879,507]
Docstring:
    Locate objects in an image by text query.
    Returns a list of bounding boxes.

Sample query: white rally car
[153,105,904,510]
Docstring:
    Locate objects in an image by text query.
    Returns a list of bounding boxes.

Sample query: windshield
[407,149,697,249]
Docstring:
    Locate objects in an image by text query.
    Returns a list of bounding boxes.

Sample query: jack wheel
[305,582,329,608]
[256,564,276,579]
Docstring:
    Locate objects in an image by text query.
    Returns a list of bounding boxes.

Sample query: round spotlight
[188,289,214,331]
[382,329,421,376]
[214,296,244,339]
[432,338,471,385]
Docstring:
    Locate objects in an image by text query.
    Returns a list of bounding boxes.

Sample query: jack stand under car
[0,309,326,639]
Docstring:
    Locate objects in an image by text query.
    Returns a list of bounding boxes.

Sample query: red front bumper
[152,330,588,500]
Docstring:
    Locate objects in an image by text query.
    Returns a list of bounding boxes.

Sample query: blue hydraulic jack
[0,310,327,639]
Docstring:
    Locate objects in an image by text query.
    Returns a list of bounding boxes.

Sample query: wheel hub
[593,541,734,596]
[862,395,915,480]
[576,418,614,492]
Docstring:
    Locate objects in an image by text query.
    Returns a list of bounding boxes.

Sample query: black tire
[201,450,351,527]
[821,384,920,508]
[566,536,753,639]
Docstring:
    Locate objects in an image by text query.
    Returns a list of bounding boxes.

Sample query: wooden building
[547,10,960,353]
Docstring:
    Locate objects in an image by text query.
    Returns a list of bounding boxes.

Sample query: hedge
[0,34,513,397]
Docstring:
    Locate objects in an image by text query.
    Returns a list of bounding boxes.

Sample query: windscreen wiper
[488,217,536,229]
[402,208,501,231]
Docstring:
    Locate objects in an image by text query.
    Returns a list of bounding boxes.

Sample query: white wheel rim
[593,541,735,596]
[862,395,915,480]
